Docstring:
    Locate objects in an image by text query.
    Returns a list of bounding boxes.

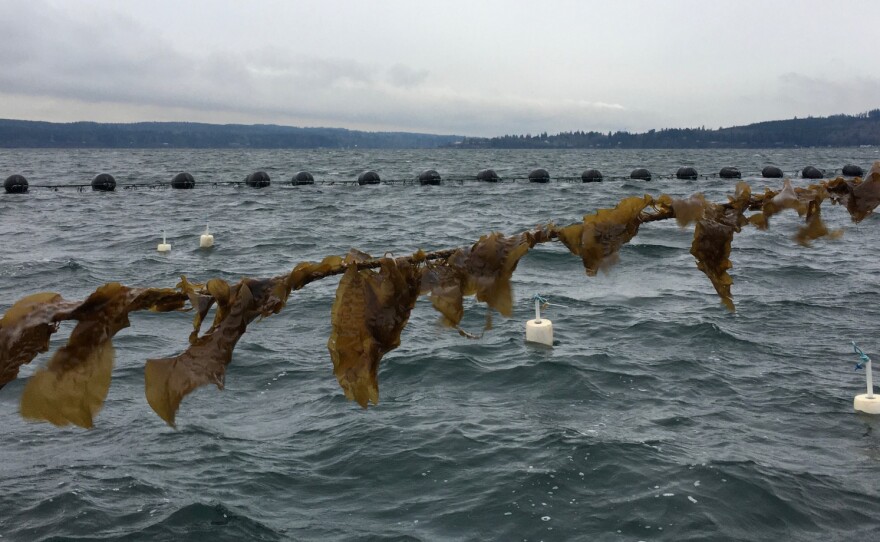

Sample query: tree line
[452,110,880,149]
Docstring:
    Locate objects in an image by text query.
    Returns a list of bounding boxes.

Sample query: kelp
[826,161,880,223]
[4,174,880,428]
[418,232,536,335]
[689,182,751,312]
[8,284,186,427]
[144,277,289,426]
[670,194,709,227]
[557,195,653,275]
[328,256,421,407]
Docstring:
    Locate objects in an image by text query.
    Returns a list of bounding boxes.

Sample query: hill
[0,120,462,149]
[452,110,880,149]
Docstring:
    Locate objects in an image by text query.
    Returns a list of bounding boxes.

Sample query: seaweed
[557,195,653,275]
[13,284,186,427]
[689,183,750,311]
[328,257,421,407]
[144,277,289,426]
[826,161,880,223]
[418,232,535,337]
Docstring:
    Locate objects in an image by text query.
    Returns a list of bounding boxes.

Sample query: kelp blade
[328,258,420,407]
[20,341,114,428]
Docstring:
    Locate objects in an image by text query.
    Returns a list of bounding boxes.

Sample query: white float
[852,342,880,414]
[525,295,553,347]
[200,222,214,248]
[157,230,171,253]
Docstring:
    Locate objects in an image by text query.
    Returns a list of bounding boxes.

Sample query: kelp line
[2,163,879,429]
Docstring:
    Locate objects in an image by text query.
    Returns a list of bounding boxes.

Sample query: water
[2,148,880,541]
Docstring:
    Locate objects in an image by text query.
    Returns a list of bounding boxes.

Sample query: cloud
[386,64,429,88]
[0,0,638,135]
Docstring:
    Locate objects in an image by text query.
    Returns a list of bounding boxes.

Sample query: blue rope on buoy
[852,341,871,370]
[530,294,568,309]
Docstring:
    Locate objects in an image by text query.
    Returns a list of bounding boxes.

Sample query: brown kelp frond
[419,258,467,327]
[671,194,709,228]
[328,256,421,408]
[826,161,880,223]
[418,232,534,331]
[557,195,653,275]
[287,255,345,291]
[795,199,843,247]
[463,232,535,316]
[18,284,186,427]
[144,277,286,426]
[691,204,745,311]
[0,292,77,389]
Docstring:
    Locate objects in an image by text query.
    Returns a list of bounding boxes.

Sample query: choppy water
[2,148,880,541]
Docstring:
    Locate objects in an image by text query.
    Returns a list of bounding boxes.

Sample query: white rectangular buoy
[157,230,171,252]
[526,318,553,346]
[525,297,553,346]
[200,223,214,248]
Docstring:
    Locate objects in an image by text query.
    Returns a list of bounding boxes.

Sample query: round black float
[630,168,651,181]
[4,174,28,193]
[476,169,499,182]
[719,166,741,179]
[676,167,698,180]
[801,166,823,179]
[528,168,550,183]
[92,173,117,191]
[291,171,315,185]
[358,171,380,185]
[171,172,195,189]
[842,164,864,177]
[419,169,441,185]
[581,169,603,182]
[245,171,271,188]
[762,166,784,178]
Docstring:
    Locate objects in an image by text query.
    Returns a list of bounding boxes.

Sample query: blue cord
[852,341,871,370]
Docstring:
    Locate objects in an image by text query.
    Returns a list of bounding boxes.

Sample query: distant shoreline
[1,111,878,149]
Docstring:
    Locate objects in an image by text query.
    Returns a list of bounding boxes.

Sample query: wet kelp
[3,165,880,428]
[328,257,421,407]
[0,284,186,427]
[557,195,653,275]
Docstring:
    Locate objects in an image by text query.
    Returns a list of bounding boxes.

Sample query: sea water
[1,148,880,541]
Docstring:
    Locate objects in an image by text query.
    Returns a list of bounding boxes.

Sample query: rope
[13,169,849,191]
[852,341,871,370]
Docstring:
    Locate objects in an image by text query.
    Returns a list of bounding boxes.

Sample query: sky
[2,0,879,136]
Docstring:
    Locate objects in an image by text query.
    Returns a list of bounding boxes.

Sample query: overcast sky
[2,0,879,136]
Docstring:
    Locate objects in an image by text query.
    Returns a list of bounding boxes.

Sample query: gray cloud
[386,64,429,88]
[3,0,875,136]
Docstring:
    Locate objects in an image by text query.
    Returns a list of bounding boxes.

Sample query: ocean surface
[2,148,880,541]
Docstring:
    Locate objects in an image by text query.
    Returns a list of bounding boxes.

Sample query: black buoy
[477,169,499,182]
[358,171,380,185]
[842,164,864,177]
[528,168,550,183]
[245,171,270,188]
[291,171,315,185]
[171,172,195,189]
[4,174,28,194]
[719,166,741,179]
[762,166,783,178]
[676,167,698,180]
[630,168,651,181]
[801,166,823,179]
[91,173,116,191]
[581,169,603,182]
[418,169,441,185]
